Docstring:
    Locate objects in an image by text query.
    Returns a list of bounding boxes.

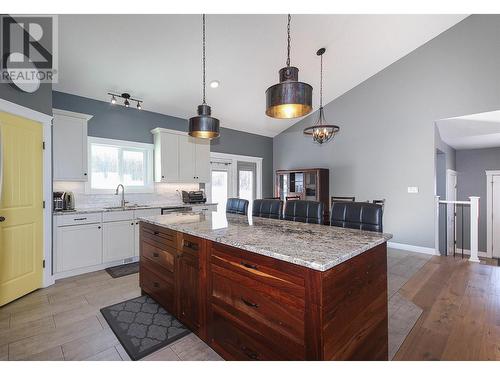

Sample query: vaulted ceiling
[437,110,500,150]
[54,14,467,137]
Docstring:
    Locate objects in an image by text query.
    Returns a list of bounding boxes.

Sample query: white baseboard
[387,241,439,256]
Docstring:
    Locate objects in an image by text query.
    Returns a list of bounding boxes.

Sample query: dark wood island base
[139,221,388,361]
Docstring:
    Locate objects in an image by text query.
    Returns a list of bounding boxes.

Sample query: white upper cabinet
[53,109,93,181]
[153,129,179,182]
[194,137,210,182]
[151,128,210,183]
[178,134,198,182]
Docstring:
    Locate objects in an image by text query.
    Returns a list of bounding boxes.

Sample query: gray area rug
[100,295,191,360]
[105,262,139,278]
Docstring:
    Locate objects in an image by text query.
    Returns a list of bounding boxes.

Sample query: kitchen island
[138,212,392,360]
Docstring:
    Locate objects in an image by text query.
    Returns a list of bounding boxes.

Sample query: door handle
[0,216,5,222]
[240,261,258,270]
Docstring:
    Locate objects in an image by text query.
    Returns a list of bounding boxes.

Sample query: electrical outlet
[407,186,419,194]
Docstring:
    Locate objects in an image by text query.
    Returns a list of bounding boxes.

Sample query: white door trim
[445,169,457,255]
[210,152,263,201]
[0,98,54,288]
[486,170,500,258]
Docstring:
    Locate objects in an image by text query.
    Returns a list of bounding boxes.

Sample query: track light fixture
[108,92,143,110]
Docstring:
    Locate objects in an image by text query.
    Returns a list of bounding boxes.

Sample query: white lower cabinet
[54,207,178,278]
[102,220,135,262]
[56,223,102,272]
[134,220,140,257]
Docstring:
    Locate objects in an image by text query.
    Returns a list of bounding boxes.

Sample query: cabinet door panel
[56,224,102,272]
[103,221,135,262]
[161,134,179,182]
[53,114,87,181]
[178,253,200,332]
[178,135,196,182]
[194,138,210,182]
[134,220,140,257]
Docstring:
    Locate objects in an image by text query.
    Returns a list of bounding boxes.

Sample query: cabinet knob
[131,222,134,226]
[97,226,101,229]
[162,176,165,179]
[0,216,5,222]
[83,173,87,176]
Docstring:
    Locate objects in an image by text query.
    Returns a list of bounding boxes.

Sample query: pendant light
[303,48,340,144]
[189,14,220,139]
[265,14,313,119]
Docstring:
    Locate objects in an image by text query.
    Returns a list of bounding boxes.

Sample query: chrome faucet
[115,184,126,208]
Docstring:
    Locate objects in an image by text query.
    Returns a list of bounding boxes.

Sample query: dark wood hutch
[275,168,330,222]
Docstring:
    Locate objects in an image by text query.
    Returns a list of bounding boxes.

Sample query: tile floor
[0,248,430,361]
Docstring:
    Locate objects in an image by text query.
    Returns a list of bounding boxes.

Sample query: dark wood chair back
[331,196,355,206]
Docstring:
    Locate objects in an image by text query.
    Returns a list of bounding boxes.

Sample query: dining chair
[283,200,323,225]
[330,201,383,233]
[252,199,283,219]
[226,198,249,215]
[331,196,356,207]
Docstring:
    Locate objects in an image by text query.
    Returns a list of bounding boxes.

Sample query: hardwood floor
[395,255,500,360]
[0,249,498,360]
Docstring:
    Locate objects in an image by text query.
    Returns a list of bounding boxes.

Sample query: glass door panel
[237,161,256,212]
[211,170,228,214]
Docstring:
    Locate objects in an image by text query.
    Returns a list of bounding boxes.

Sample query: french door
[210,159,231,214]
[209,155,260,214]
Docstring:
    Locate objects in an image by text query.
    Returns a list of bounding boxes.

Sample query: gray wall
[435,127,456,254]
[273,15,500,248]
[456,147,500,252]
[53,91,274,197]
[0,83,52,115]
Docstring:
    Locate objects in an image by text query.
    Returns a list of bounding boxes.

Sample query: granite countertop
[53,202,218,216]
[140,212,393,271]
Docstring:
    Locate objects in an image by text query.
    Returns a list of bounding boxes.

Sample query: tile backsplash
[53,181,201,209]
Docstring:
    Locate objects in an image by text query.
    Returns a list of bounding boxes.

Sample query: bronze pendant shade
[189,14,220,139]
[189,104,220,139]
[265,15,313,119]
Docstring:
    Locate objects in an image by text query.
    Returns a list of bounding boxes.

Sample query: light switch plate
[407,186,419,194]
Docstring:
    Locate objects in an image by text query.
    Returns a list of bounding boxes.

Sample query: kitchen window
[87,137,154,193]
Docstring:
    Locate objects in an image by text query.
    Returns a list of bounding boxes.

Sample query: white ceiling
[437,111,500,150]
[54,14,467,137]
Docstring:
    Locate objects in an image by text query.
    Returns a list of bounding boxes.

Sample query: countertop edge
[139,217,392,272]
[53,202,218,216]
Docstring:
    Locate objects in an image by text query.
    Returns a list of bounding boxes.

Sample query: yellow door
[0,111,43,306]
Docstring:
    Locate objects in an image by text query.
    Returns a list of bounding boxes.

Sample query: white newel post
[469,196,480,263]
[435,196,441,256]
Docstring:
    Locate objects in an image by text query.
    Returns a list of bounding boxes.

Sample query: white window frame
[207,152,263,203]
[86,137,154,194]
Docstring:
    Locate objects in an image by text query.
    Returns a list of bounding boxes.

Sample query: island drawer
[141,241,175,273]
[210,265,305,351]
[210,306,290,360]
[210,242,306,295]
[141,223,177,249]
[140,257,175,312]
